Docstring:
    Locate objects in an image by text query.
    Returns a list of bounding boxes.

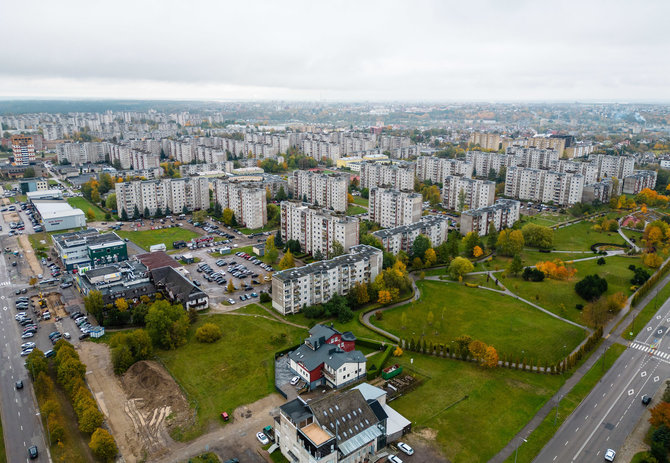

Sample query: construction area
[17,234,43,276]
[29,292,67,319]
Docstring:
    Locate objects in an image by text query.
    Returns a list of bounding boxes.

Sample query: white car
[15,313,27,320]
[21,332,35,339]
[256,432,270,445]
[388,456,403,463]
[20,348,33,356]
[63,332,71,339]
[397,442,414,456]
[604,449,616,461]
[21,342,36,350]
[290,376,300,386]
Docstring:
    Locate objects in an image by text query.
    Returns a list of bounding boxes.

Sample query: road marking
[628,389,635,396]
[655,376,661,382]
[606,436,610,441]
[585,415,588,420]
[565,441,568,446]
[642,371,648,377]
[553,457,557,461]
[575,427,579,432]
[602,392,606,397]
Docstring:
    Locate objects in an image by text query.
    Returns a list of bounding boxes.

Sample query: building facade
[359,162,414,191]
[622,170,657,195]
[415,156,473,183]
[372,215,449,255]
[368,187,423,228]
[460,199,521,236]
[442,176,495,211]
[212,179,267,229]
[52,229,128,271]
[289,171,349,213]
[115,177,210,218]
[11,135,35,165]
[504,167,584,206]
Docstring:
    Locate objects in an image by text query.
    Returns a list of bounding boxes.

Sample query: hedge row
[366,345,394,380]
[632,258,670,307]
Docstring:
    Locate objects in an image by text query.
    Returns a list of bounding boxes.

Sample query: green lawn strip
[624,279,670,340]
[552,220,627,251]
[480,250,594,273]
[373,280,586,364]
[346,205,366,216]
[0,415,5,463]
[66,196,107,221]
[390,353,564,463]
[181,452,221,463]
[622,228,644,244]
[505,343,627,463]
[239,224,278,235]
[116,228,201,251]
[269,449,290,462]
[501,255,642,324]
[157,313,306,440]
[234,304,273,317]
[352,196,368,207]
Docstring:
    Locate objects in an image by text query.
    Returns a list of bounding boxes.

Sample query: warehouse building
[32,200,86,232]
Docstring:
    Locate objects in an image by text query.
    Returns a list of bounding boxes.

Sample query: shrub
[89,428,118,462]
[575,274,608,301]
[260,292,271,303]
[195,323,223,343]
[631,267,651,285]
[597,257,606,265]
[575,304,584,310]
[522,267,545,282]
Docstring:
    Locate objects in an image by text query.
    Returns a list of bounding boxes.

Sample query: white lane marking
[628,389,635,396]
[655,376,661,382]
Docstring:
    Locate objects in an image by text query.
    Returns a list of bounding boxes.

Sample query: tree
[221,207,234,225]
[486,222,499,250]
[650,402,670,428]
[497,229,525,256]
[143,206,150,218]
[25,349,48,379]
[644,252,663,269]
[196,323,223,343]
[29,276,38,287]
[193,209,208,224]
[121,208,129,221]
[469,340,488,361]
[632,267,652,285]
[446,231,460,258]
[227,280,235,293]
[509,254,524,276]
[313,249,324,261]
[455,335,473,359]
[331,240,345,258]
[279,250,295,270]
[522,223,553,249]
[411,235,431,260]
[350,282,370,306]
[105,193,117,210]
[462,232,481,257]
[575,274,608,301]
[145,300,190,350]
[522,267,545,281]
[133,205,140,219]
[484,346,499,368]
[285,239,301,254]
[86,208,96,221]
[114,298,128,312]
[424,248,437,267]
[276,185,288,201]
[84,290,105,322]
[472,246,483,258]
[89,428,118,462]
[448,257,474,279]
[23,167,36,178]
[378,290,392,305]
[79,405,104,433]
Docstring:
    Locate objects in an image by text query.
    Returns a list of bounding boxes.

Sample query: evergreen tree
[182,205,188,214]
[143,207,150,218]
[121,208,128,221]
[165,206,171,216]
[133,205,140,219]
[486,222,499,250]
[154,206,162,218]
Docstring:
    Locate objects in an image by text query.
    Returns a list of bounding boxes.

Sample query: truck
[149,243,167,252]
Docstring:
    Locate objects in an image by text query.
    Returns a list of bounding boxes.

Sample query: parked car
[388,456,403,463]
[397,442,414,456]
[21,332,34,339]
[642,395,652,405]
[256,432,270,445]
[290,376,300,386]
[78,333,90,340]
[20,348,34,356]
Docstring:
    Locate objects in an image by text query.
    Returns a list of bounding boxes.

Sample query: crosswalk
[0,281,10,286]
[630,342,670,361]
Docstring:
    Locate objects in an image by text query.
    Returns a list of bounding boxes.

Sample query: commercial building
[52,229,128,271]
[151,266,209,310]
[622,171,657,195]
[212,179,267,229]
[504,167,584,206]
[32,200,87,232]
[469,132,502,150]
[372,215,449,255]
[27,189,63,201]
[19,178,48,193]
[442,176,495,211]
[271,245,383,315]
[75,260,156,304]
[115,177,210,218]
[415,156,473,183]
[11,135,36,165]
[289,171,349,213]
[368,187,422,228]
[280,201,359,258]
[460,199,521,236]
[359,162,414,191]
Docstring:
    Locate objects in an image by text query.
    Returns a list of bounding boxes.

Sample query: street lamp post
[36,412,50,445]
[554,394,564,425]
[514,438,528,463]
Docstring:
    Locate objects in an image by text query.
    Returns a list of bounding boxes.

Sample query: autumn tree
[448,257,474,280]
[279,250,295,270]
[227,280,235,293]
[266,235,279,263]
[462,232,481,257]
[644,252,663,269]
[89,428,118,462]
[468,340,488,361]
[522,223,553,249]
[350,282,370,306]
[472,246,483,258]
[222,208,235,226]
[424,248,437,267]
[378,290,392,305]
[483,346,499,368]
[86,208,96,221]
[114,298,129,312]
[536,260,577,280]
[195,323,223,343]
[497,229,524,256]
[650,402,670,428]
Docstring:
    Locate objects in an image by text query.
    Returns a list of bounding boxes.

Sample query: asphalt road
[534,296,670,462]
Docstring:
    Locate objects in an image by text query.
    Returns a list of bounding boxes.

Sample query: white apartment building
[506,146,559,170]
[280,201,359,258]
[552,159,599,184]
[109,144,160,170]
[115,177,209,217]
[372,215,449,255]
[565,142,595,159]
[622,170,657,195]
[301,139,341,162]
[582,179,615,204]
[380,135,412,151]
[56,142,108,165]
[502,136,566,155]
[359,162,414,191]
[415,156,473,183]
[212,179,267,229]
[504,167,584,206]
[442,176,495,211]
[271,245,383,315]
[11,135,35,165]
[289,171,349,213]
[589,154,635,180]
[469,132,502,150]
[178,162,234,177]
[460,199,520,236]
[465,151,519,177]
[368,187,423,228]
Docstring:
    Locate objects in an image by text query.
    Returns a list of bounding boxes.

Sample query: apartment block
[115,177,209,218]
[271,244,383,315]
[504,167,584,206]
[372,215,449,255]
[507,146,559,170]
[442,176,495,211]
[589,154,635,180]
[109,144,160,170]
[178,162,234,177]
[564,142,595,159]
[368,187,423,228]
[415,156,473,183]
[280,201,359,258]
[502,136,566,155]
[460,199,520,236]
[56,142,108,165]
[582,179,615,204]
[301,139,342,162]
[469,132,502,150]
[465,150,519,177]
[552,159,598,184]
[212,179,268,229]
[359,162,414,191]
[622,170,657,195]
[289,171,349,213]
[11,135,35,165]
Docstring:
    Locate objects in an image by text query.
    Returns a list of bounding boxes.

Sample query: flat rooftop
[301,422,333,446]
[33,200,84,218]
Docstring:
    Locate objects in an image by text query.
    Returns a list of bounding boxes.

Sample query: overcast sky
[1,0,669,102]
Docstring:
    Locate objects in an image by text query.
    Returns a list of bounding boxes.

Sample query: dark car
[28,445,38,459]
[642,395,652,405]
[79,333,90,340]
[15,380,23,390]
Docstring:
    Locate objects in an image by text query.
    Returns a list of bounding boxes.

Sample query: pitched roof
[135,251,182,270]
[150,266,207,303]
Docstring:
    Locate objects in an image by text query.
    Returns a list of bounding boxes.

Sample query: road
[534,295,670,462]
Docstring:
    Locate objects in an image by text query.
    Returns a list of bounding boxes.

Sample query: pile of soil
[121,360,193,432]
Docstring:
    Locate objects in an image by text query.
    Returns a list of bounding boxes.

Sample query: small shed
[252,243,266,256]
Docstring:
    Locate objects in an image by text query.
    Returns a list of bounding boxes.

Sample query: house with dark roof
[288,324,366,390]
[276,389,384,463]
[150,266,209,310]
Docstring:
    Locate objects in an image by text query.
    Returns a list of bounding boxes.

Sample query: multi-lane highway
[535,295,670,462]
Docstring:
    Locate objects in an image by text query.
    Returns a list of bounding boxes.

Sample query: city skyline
[1,0,669,102]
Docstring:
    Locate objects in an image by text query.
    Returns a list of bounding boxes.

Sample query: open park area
[115,228,201,251]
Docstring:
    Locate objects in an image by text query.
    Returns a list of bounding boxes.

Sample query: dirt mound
[121,361,193,437]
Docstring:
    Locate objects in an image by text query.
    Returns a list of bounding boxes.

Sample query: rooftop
[273,245,381,282]
[301,422,333,446]
[53,229,124,249]
[32,200,85,219]
[135,251,182,270]
[372,214,448,239]
[461,199,520,218]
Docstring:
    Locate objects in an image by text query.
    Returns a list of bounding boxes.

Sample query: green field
[390,353,564,462]
[480,250,593,272]
[551,221,627,251]
[352,196,368,207]
[158,309,306,439]
[505,343,627,463]
[116,227,201,251]
[501,255,642,324]
[373,280,586,364]
[346,205,367,216]
[67,196,107,221]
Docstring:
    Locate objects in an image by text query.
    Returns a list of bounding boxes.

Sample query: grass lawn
[506,343,627,463]
[116,228,200,251]
[67,196,107,221]
[480,250,593,272]
[181,452,221,463]
[158,312,306,440]
[352,196,368,207]
[239,224,278,235]
[0,416,5,463]
[390,353,564,463]
[622,228,644,244]
[48,179,59,186]
[552,220,627,251]
[501,255,642,324]
[373,280,586,364]
[624,278,670,340]
[346,205,367,216]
